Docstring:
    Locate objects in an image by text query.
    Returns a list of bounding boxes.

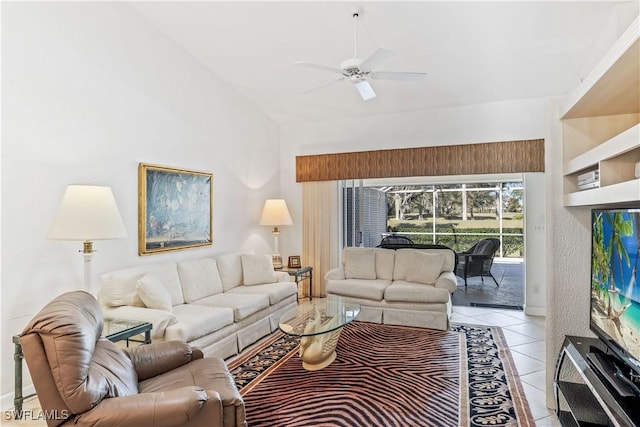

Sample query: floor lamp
[259,199,292,268]
[48,185,127,291]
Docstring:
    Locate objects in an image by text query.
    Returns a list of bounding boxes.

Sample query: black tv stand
[554,336,640,426]
[586,349,640,398]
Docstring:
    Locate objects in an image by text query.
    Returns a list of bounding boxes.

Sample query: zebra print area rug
[227,321,534,427]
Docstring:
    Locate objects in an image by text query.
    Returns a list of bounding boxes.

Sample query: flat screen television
[590,208,640,380]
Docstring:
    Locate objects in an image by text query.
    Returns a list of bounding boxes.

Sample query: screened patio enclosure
[340,177,524,259]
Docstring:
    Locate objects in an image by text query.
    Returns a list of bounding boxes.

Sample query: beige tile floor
[452,305,562,427]
[5,305,560,427]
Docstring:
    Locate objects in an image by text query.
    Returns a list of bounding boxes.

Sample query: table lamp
[259,199,293,257]
[48,185,127,290]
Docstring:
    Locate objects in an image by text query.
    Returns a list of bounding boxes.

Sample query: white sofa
[98,253,297,359]
[325,247,457,331]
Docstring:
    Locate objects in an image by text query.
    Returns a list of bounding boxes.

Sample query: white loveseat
[98,253,297,359]
[325,247,458,331]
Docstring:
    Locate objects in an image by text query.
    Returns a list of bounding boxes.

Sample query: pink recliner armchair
[19,290,247,427]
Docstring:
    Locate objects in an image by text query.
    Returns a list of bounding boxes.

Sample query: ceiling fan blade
[295,61,343,75]
[354,80,376,101]
[359,47,395,72]
[370,71,427,81]
[301,77,345,94]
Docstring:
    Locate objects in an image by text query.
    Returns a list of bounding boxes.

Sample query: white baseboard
[1,383,36,414]
[524,305,546,316]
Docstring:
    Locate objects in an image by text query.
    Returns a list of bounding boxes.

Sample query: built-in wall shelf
[562,16,640,207]
[564,124,640,176]
[563,179,640,206]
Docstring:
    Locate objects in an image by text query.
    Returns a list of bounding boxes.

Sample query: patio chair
[377,235,414,248]
[456,238,501,287]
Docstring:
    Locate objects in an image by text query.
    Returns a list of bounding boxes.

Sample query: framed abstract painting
[138,163,213,255]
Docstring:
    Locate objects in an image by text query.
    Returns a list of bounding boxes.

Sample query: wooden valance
[295,139,544,182]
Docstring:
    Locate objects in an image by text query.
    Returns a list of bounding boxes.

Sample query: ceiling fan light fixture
[355,80,376,101]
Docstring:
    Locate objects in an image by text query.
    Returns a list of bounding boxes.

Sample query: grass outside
[388,213,523,230]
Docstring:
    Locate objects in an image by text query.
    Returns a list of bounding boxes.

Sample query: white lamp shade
[48,185,127,241]
[259,199,293,226]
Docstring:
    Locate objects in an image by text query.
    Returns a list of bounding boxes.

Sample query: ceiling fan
[296,8,427,101]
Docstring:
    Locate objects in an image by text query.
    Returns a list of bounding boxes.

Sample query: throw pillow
[374,248,396,280]
[216,253,244,291]
[344,248,376,280]
[405,252,445,285]
[177,258,223,303]
[242,254,277,285]
[136,274,173,312]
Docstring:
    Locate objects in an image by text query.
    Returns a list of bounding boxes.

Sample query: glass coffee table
[279,296,360,370]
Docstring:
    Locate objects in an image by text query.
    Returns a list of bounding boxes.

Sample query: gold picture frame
[288,255,301,269]
[138,163,213,255]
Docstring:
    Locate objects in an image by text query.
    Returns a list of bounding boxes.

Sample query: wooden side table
[281,266,313,300]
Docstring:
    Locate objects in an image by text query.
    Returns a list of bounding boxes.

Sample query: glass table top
[279,296,360,337]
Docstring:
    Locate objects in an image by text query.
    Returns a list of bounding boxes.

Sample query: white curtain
[302,181,339,297]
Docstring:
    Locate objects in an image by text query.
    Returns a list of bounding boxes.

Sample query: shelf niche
[561,17,640,207]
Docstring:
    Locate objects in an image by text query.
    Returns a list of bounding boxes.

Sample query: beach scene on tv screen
[591,210,640,363]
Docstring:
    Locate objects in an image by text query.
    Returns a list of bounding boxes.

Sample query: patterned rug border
[227,330,299,395]
[228,321,535,427]
[490,324,535,427]
[453,322,535,427]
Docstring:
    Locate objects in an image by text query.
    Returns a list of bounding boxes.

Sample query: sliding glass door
[340,179,524,258]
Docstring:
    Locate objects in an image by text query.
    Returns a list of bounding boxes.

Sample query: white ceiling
[130,1,624,126]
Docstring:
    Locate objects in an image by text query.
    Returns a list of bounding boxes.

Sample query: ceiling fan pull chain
[353,11,359,59]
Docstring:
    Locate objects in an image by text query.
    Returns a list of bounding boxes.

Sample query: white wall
[1,2,281,406]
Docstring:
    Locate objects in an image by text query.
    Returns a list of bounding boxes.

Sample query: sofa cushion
[227,282,297,305]
[384,281,451,304]
[344,248,376,280]
[419,248,455,272]
[101,263,184,308]
[136,274,173,312]
[405,252,445,285]
[374,248,396,280]
[241,254,277,285]
[392,249,444,280]
[326,279,392,301]
[165,304,234,343]
[216,253,244,291]
[177,258,223,303]
[101,268,147,308]
[155,264,185,306]
[429,249,455,272]
[393,249,415,281]
[192,293,269,322]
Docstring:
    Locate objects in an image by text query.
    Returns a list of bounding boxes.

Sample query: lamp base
[81,240,95,291]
